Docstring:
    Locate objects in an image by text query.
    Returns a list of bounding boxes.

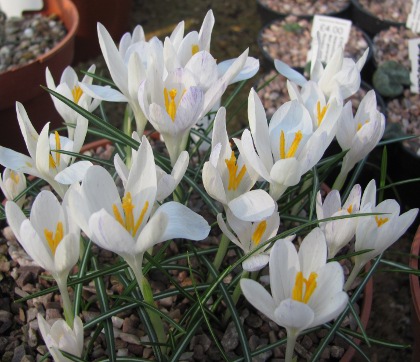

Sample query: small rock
[11,344,26,362]
[245,313,263,328]
[221,321,239,351]
[0,310,13,333]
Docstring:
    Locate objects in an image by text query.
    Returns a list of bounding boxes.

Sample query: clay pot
[0,0,79,154]
[409,225,420,362]
[70,0,133,63]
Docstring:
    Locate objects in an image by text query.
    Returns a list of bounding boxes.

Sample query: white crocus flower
[275,46,369,101]
[217,206,280,271]
[68,136,210,291]
[203,107,275,221]
[344,180,419,290]
[38,314,84,362]
[46,65,100,139]
[114,133,189,203]
[0,103,91,198]
[237,89,334,201]
[241,228,348,362]
[316,184,362,258]
[6,190,80,325]
[0,168,26,208]
[333,90,385,190]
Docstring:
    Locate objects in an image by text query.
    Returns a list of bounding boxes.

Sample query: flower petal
[228,189,275,222]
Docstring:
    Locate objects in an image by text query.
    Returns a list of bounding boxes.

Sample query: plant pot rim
[409,225,420,317]
[257,17,373,70]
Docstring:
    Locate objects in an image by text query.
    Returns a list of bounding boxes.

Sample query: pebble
[0,13,67,73]
[221,321,240,351]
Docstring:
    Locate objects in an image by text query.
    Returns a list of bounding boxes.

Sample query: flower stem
[222,270,249,324]
[56,279,74,329]
[332,169,348,191]
[344,262,363,291]
[209,234,230,280]
[285,332,298,362]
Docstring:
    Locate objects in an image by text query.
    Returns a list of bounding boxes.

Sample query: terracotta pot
[70,0,133,63]
[0,0,79,154]
[410,225,420,362]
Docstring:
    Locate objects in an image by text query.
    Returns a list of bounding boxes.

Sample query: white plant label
[308,15,352,64]
[0,0,43,18]
[407,0,420,33]
[408,38,420,93]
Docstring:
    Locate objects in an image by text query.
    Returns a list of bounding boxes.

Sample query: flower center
[279,130,303,159]
[292,271,318,304]
[316,101,329,126]
[44,221,64,255]
[225,151,246,191]
[113,192,149,236]
[49,131,61,169]
[72,85,83,104]
[375,215,389,227]
[164,88,178,122]
[357,120,369,131]
[252,220,267,246]
[191,44,200,56]
[10,171,20,184]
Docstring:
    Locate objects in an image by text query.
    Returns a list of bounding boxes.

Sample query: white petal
[274,299,314,332]
[54,161,93,184]
[241,279,277,322]
[274,59,307,86]
[54,233,80,275]
[243,254,270,272]
[298,228,327,277]
[228,189,275,222]
[0,147,40,178]
[79,83,128,102]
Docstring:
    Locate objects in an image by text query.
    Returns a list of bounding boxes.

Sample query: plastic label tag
[0,0,43,18]
[407,0,420,33]
[409,38,420,93]
[308,15,352,64]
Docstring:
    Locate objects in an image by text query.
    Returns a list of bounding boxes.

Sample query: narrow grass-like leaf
[73,238,92,316]
[347,298,371,347]
[378,146,387,203]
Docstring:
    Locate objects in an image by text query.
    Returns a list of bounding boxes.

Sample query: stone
[221,321,239,351]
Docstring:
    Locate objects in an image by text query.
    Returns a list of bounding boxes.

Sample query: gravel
[258,0,350,16]
[0,12,67,73]
[357,0,411,23]
[259,16,370,69]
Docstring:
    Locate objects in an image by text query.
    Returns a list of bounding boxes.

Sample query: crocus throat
[72,85,83,104]
[191,44,199,56]
[357,120,369,131]
[375,215,389,227]
[316,101,329,126]
[113,192,149,236]
[10,171,19,184]
[292,271,318,304]
[49,131,61,169]
[280,130,303,159]
[225,151,246,191]
[44,221,64,255]
[164,88,178,122]
[252,220,267,246]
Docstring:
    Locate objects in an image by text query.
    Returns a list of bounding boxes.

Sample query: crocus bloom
[316,184,361,258]
[0,103,91,198]
[333,90,385,190]
[139,49,249,165]
[0,168,26,208]
[241,228,348,362]
[344,180,419,290]
[68,136,210,291]
[237,89,337,201]
[202,107,275,221]
[6,190,80,324]
[38,314,84,362]
[46,65,100,139]
[217,206,280,271]
[274,46,369,101]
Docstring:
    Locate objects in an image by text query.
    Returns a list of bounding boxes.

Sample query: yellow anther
[225,151,247,191]
[164,88,178,121]
[280,130,303,159]
[10,171,19,184]
[357,120,369,131]
[316,101,329,127]
[252,220,267,246]
[375,215,389,228]
[112,192,149,236]
[191,44,200,56]
[44,221,64,255]
[347,204,353,214]
[292,271,318,304]
[72,85,83,104]
[49,154,56,169]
